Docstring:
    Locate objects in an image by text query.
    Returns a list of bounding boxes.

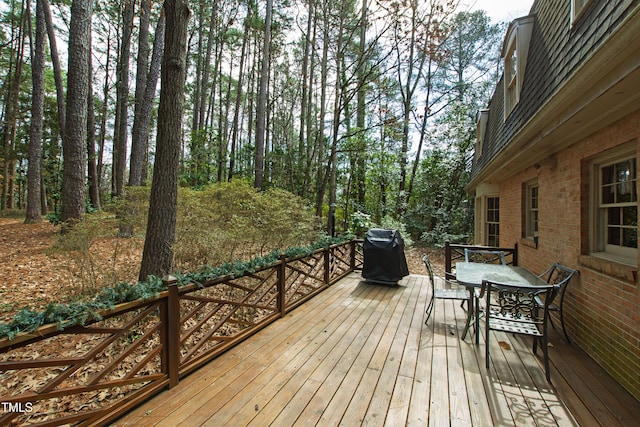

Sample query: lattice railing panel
[177,267,280,370]
[283,252,326,308]
[328,244,352,283]
[0,302,166,426]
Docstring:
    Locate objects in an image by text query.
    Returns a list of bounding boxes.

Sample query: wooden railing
[444,241,518,279]
[0,240,362,426]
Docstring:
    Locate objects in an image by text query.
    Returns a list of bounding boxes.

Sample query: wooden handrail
[0,240,358,426]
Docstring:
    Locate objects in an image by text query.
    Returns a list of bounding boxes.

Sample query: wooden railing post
[445,241,453,279]
[324,245,331,285]
[277,254,287,317]
[350,240,356,271]
[164,276,180,388]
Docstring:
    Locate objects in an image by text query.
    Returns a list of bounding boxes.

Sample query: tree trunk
[355,0,368,207]
[61,0,92,224]
[2,0,26,210]
[254,0,272,190]
[137,14,164,186]
[26,0,46,223]
[87,37,100,211]
[327,5,346,235]
[112,0,134,198]
[139,0,191,281]
[297,0,313,194]
[229,4,252,182]
[314,1,330,217]
[128,0,151,186]
[98,26,113,192]
[42,0,65,137]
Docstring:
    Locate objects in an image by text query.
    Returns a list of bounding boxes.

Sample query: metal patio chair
[423,255,472,333]
[464,249,507,265]
[481,279,555,381]
[537,263,578,344]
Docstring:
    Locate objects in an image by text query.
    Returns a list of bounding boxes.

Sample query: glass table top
[455,262,547,287]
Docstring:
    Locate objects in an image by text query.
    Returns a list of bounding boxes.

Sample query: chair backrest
[464,249,507,265]
[539,263,578,304]
[483,280,554,328]
[444,242,518,279]
[422,255,436,292]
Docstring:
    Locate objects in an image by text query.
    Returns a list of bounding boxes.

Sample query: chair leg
[485,321,491,371]
[474,295,480,345]
[461,301,473,340]
[548,314,557,330]
[542,335,550,381]
[425,295,434,325]
[559,308,571,344]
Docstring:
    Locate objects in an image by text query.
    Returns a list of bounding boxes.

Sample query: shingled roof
[471,0,640,180]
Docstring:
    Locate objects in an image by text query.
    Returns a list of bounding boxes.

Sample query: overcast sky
[462,0,535,22]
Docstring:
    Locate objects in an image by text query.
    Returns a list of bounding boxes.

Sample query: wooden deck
[114,273,640,426]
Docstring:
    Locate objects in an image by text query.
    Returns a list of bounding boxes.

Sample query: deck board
[114,273,640,427]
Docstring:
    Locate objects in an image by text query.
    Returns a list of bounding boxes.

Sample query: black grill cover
[362,228,409,284]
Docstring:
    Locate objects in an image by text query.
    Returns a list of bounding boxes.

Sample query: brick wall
[496,109,640,399]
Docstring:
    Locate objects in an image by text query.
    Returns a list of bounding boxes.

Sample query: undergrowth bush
[174,180,318,271]
[48,211,140,298]
[48,180,320,296]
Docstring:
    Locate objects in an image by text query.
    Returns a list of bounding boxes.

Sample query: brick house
[468,0,640,399]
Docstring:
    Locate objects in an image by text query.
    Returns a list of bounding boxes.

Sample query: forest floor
[0,213,440,325]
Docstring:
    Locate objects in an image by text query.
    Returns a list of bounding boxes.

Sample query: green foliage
[110,186,150,237]
[377,216,413,248]
[44,180,319,300]
[349,211,372,238]
[174,180,318,270]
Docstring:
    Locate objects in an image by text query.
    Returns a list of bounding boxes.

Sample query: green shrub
[174,180,318,270]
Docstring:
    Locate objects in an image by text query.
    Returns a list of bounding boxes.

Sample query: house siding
[473,0,640,175]
[497,110,640,399]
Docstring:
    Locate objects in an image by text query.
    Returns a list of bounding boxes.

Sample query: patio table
[455,262,547,344]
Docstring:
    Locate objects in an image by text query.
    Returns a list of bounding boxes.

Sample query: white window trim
[473,183,500,245]
[486,196,500,247]
[588,144,638,267]
[525,180,539,240]
[475,109,490,162]
[501,16,534,120]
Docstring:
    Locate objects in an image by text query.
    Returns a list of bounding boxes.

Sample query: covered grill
[362,228,409,285]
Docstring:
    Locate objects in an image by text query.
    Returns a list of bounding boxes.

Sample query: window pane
[615,160,632,182]
[623,206,637,226]
[608,207,621,225]
[617,183,632,202]
[602,184,615,204]
[623,228,638,248]
[608,227,621,245]
[602,165,614,185]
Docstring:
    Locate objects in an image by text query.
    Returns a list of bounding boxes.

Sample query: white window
[475,109,489,162]
[504,39,518,117]
[590,146,638,265]
[525,181,539,240]
[571,0,592,24]
[501,16,534,120]
[487,197,500,247]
